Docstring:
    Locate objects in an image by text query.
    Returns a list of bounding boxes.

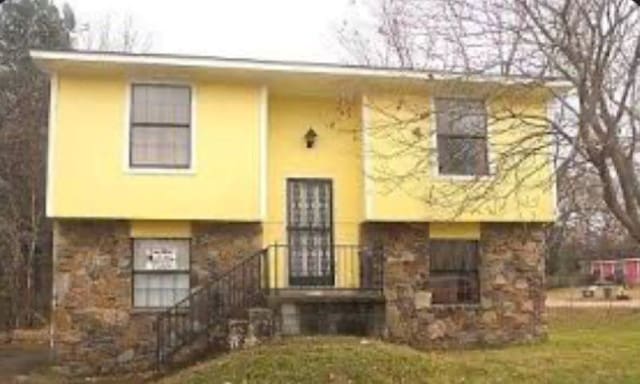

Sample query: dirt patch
[0,343,51,382]
[0,342,152,383]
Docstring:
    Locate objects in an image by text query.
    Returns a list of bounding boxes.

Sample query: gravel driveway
[546,299,640,308]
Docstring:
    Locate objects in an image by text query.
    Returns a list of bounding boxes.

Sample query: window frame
[131,237,192,310]
[428,239,481,306]
[125,82,196,174]
[432,97,491,178]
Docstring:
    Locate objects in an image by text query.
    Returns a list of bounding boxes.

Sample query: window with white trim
[435,98,489,175]
[130,84,191,168]
[429,240,480,305]
[132,239,190,308]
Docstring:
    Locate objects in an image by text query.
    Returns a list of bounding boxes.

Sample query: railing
[155,248,268,367]
[267,244,384,290]
[154,243,384,369]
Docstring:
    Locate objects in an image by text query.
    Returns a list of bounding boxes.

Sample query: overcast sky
[56,0,366,63]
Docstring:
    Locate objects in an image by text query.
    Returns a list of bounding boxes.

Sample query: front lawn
[159,309,640,384]
[547,286,640,302]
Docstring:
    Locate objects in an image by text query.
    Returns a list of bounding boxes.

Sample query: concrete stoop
[167,307,275,370]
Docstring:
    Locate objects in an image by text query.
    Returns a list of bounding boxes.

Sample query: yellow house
[32,49,569,374]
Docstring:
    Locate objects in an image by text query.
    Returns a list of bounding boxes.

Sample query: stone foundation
[51,219,262,375]
[52,219,546,374]
[361,222,546,348]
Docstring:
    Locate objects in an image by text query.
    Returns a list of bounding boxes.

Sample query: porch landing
[267,288,385,303]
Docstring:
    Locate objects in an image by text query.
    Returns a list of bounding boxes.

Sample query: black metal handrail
[154,243,384,369]
[155,248,268,367]
[267,244,384,290]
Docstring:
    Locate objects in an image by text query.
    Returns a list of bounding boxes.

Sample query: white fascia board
[30,50,573,91]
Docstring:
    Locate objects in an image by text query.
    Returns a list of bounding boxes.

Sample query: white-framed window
[132,238,190,308]
[129,84,192,169]
[434,98,489,176]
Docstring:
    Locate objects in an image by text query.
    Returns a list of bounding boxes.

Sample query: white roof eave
[29,49,573,92]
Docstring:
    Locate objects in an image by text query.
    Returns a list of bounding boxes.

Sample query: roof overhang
[30,49,573,96]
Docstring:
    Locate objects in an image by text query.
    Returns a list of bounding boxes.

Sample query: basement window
[429,240,480,305]
[435,98,489,176]
[132,239,190,308]
[129,84,192,168]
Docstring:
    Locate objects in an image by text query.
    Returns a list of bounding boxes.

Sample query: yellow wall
[264,95,363,288]
[365,91,555,222]
[52,74,554,224]
[51,74,262,220]
[51,71,555,288]
[430,222,480,239]
[130,220,192,238]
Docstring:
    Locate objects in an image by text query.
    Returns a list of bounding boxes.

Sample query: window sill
[130,307,189,315]
[131,307,169,314]
[432,173,495,182]
[429,303,481,310]
[125,167,196,176]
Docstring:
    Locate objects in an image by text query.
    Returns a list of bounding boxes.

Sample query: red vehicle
[590,258,640,286]
[623,258,640,286]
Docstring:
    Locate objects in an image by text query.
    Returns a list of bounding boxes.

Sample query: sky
[56,0,367,63]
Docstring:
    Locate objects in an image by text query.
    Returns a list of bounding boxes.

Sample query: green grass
[159,309,640,384]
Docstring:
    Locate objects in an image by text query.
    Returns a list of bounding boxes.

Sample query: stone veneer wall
[191,222,263,285]
[51,220,262,375]
[361,222,546,348]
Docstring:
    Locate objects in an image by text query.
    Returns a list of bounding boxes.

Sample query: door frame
[285,177,335,287]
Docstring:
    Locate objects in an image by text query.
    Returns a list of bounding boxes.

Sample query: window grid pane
[131,126,190,168]
[435,99,487,136]
[429,240,480,305]
[437,136,488,175]
[132,85,190,125]
[133,239,190,271]
[133,273,190,308]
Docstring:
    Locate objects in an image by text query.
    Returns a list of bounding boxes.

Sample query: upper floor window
[435,98,488,176]
[429,240,480,305]
[130,84,191,168]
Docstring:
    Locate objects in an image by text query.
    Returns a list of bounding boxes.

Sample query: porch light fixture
[304,128,318,148]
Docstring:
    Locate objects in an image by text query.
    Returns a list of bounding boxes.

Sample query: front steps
[164,306,275,370]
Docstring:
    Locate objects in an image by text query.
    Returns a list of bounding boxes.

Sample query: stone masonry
[191,221,263,285]
[53,219,545,375]
[361,222,546,349]
[51,219,262,375]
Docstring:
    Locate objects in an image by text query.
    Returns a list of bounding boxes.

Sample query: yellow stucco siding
[52,74,554,224]
[49,70,556,290]
[365,91,555,222]
[129,220,192,238]
[264,94,364,288]
[429,222,481,239]
[51,74,262,220]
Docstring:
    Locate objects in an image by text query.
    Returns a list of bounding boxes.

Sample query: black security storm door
[287,178,334,286]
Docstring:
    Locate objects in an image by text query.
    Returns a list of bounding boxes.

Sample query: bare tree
[74,13,152,53]
[547,162,636,280]
[339,0,640,242]
[0,0,74,330]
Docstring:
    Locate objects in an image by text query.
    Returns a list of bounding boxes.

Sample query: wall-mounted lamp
[304,128,318,148]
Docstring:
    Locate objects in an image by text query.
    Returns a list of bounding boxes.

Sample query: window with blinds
[435,98,489,176]
[132,239,190,308]
[130,84,191,168]
[429,240,480,305]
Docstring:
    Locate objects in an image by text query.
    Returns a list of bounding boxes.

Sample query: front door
[287,178,334,286]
